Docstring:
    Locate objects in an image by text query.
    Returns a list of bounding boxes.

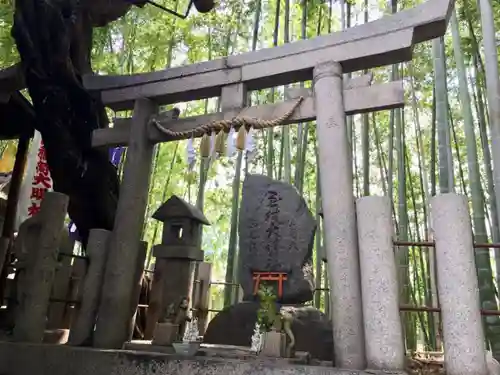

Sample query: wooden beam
[92,80,404,148]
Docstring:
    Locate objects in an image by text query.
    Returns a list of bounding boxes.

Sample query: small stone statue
[174,296,191,340]
[279,307,296,358]
[163,302,177,323]
[162,296,191,341]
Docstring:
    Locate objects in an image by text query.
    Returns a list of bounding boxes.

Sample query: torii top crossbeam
[78,0,454,111]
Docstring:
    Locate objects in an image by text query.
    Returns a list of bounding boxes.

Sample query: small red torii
[252,272,288,299]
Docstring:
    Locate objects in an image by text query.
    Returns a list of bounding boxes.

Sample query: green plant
[256,285,279,333]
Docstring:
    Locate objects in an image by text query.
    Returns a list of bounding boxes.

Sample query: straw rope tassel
[236,126,247,151]
[200,133,211,157]
[214,131,226,155]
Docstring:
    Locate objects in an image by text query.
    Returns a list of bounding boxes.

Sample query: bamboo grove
[1,0,500,354]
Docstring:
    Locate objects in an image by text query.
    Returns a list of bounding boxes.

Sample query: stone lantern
[147,195,210,345]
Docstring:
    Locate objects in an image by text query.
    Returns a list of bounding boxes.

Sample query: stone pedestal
[152,322,179,346]
[431,193,488,375]
[356,196,404,371]
[261,331,286,357]
[144,247,201,333]
[13,192,69,343]
[313,61,365,368]
[154,245,201,330]
[162,259,196,302]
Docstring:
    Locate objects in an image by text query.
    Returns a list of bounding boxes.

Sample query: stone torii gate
[84,0,453,367]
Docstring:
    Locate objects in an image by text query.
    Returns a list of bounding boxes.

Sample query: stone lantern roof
[152,195,210,225]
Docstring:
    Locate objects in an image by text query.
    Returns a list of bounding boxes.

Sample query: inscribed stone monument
[238,174,316,304]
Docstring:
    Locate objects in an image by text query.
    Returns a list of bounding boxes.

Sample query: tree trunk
[10,0,144,247]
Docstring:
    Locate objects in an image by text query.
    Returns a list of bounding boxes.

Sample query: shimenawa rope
[151,96,304,138]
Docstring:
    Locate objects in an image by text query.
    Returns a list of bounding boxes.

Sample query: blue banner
[109,146,124,167]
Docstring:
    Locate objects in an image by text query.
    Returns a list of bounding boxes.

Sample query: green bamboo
[223,150,244,307]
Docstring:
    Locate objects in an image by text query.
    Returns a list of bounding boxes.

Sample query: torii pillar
[313,61,366,369]
[93,98,158,349]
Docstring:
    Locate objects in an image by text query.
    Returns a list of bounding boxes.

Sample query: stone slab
[92,81,404,147]
[238,174,316,304]
[13,192,69,343]
[0,341,410,375]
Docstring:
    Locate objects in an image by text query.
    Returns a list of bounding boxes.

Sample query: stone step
[0,341,408,375]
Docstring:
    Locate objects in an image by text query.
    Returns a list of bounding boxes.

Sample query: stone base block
[261,331,286,357]
[152,323,179,346]
[203,302,333,361]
